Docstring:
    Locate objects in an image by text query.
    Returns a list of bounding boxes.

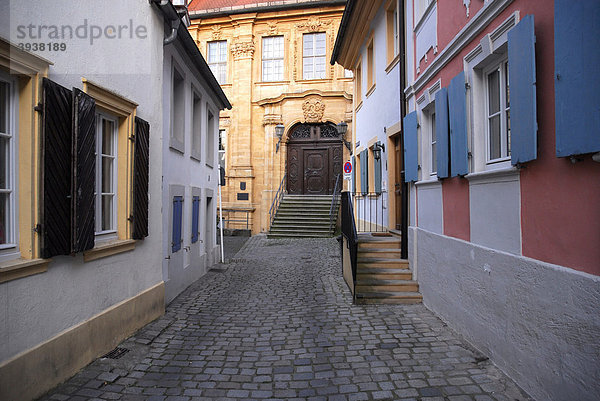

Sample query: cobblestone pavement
[40,236,531,401]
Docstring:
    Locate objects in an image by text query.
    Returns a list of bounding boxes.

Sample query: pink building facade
[403,1,599,400]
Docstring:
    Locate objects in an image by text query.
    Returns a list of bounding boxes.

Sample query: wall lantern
[275,124,285,153]
[337,121,352,153]
[372,142,385,161]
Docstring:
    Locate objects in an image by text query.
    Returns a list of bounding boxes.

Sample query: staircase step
[267,232,333,238]
[356,272,413,280]
[357,248,402,258]
[357,257,409,266]
[354,291,423,305]
[358,240,401,249]
[355,280,419,293]
[356,264,412,277]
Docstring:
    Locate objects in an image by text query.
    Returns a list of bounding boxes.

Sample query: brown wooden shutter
[41,78,73,258]
[71,88,96,253]
[132,117,150,240]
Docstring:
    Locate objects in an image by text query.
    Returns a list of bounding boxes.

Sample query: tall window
[218,129,226,169]
[416,0,435,23]
[386,1,399,63]
[171,65,185,152]
[0,78,13,247]
[303,32,326,80]
[262,36,284,81]
[96,113,118,235]
[430,112,437,175]
[486,61,511,162]
[191,90,202,160]
[355,61,362,106]
[207,40,227,84]
[206,108,215,166]
[367,38,375,90]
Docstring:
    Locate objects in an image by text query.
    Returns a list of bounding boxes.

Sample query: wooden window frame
[262,36,284,82]
[366,35,376,95]
[207,40,227,84]
[302,32,327,80]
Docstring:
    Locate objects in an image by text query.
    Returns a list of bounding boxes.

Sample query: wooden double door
[286,124,343,195]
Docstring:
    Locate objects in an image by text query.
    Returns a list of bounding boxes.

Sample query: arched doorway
[286,123,343,195]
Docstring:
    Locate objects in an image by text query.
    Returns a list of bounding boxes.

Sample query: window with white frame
[485,60,511,163]
[191,89,202,161]
[218,129,226,169]
[0,76,14,249]
[430,111,437,175]
[171,65,185,152]
[206,108,215,167]
[207,40,227,84]
[303,32,326,80]
[262,36,284,81]
[344,69,353,78]
[96,112,118,236]
[416,0,435,24]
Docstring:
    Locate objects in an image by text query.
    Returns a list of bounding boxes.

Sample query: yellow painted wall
[190,6,353,234]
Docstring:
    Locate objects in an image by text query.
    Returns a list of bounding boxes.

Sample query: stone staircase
[268,194,340,238]
[354,234,422,304]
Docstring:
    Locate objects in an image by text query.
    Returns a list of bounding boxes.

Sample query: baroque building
[188,0,352,234]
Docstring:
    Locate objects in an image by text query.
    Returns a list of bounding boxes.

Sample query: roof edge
[190,0,346,19]
[330,0,355,65]
[151,0,232,110]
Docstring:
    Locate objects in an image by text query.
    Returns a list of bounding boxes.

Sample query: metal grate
[101,347,129,360]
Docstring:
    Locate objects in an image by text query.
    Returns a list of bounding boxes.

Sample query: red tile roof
[188,0,341,13]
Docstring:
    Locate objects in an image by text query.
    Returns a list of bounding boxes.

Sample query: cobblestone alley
[39,236,531,401]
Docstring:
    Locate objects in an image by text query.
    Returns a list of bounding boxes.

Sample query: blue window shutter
[448,71,469,176]
[403,111,418,182]
[435,87,450,178]
[374,142,382,194]
[191,196,199,244]
[555,0,600,157]
[351,155,356,193]
[508,14,537,164]
[360,150,368,194]
[172,196,183,253]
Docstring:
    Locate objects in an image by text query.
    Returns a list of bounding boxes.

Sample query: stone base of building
[0,282,165,401]
[410,227,600,401]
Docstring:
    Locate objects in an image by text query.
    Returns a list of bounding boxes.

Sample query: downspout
[164,18,181,45]
[398,0,409,260]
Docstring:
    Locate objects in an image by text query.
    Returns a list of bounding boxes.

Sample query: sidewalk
[39,235,531,401]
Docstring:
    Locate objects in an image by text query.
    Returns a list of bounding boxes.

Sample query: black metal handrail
[329,173,342,231]
[341,191,358,299]
[268,173,287,229]
[352,191,387,233]
[217,208,251,230]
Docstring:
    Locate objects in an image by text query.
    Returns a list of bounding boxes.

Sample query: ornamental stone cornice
[296,16,332,32]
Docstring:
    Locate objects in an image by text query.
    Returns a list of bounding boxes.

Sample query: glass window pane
[102,119,114,155]
[506,109,511,155]
[489,115,501,160]
[315,33,326,55]
[0,136,8,189]
[102,195,113,231]
[102,157,113,193]
[431,143,437,173]
[0,81,7,134]
[505,61,510,108]
[488,69,500,114]
[0,192,8,244]
[431,113,436,143]
[303,35,313,56]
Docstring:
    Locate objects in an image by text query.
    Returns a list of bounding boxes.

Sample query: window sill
[366,84,376,98]
[169,144,185,155]
[0,258,50,284]
[256,80,289,85]
[465,166,519,184]
[297,79,329,84]
[83,239,136,263]
[385,54,400,74]
[415,178,441,187]
[190,154,201,163]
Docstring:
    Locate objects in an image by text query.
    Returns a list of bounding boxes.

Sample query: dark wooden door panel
[287,145,302,194]
[395,135,403,230]
[304,148,328,194]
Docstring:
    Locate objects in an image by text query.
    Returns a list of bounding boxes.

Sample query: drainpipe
[398,0,409,260]
[163,18,181,45]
